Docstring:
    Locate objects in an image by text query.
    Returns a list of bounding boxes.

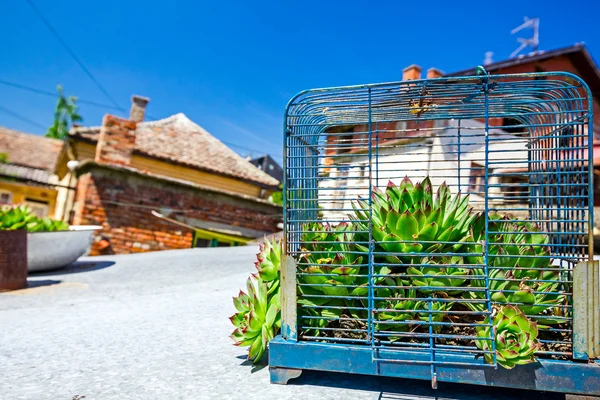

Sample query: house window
[329,126,356,155]
[359,165,367,178]
[499,175,529,204]
[468,162,486,194]
[332,166,350,210]
[339,133,354,153]
[0,190,12,205]
[194,238,211,248]
[502,117,526,134]
[25,199,49,217]
[534,66,546,80]
[559,126,574,148]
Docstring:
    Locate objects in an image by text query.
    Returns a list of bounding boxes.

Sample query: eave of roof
[74,160,283,209]
[0,163,55,186]
[129,149,280,190]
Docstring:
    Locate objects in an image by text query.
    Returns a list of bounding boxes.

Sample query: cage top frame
[283,72,593,145]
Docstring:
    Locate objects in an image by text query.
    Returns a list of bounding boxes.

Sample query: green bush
[0,205,69,232]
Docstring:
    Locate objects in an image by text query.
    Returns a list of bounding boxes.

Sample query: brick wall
[95,115,137,166]
[73,166,281,255]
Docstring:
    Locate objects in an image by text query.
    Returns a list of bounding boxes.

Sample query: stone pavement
[0,246,569,399]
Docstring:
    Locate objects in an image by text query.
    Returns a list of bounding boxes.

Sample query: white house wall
[318,119,530,221]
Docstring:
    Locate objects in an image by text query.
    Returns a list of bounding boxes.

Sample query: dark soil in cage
[537,323,572,360]
[326,314,368,340]
[301,310,573,362]
[436,324,478,347]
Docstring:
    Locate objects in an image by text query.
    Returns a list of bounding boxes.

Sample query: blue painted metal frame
[481,71,498,369]
[270,336,600,395]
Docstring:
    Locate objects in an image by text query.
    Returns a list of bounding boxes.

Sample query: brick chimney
[129,95,150,123]
[95,115,137,166]
[402,64,422,81]
[427,68,444,79]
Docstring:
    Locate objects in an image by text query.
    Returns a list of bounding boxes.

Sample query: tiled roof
[70,113,279,187]
[0,127,63,185]
[0,126,63,171]
[0,163,55,185]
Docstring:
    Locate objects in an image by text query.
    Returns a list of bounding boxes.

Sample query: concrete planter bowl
[28,226,102,272]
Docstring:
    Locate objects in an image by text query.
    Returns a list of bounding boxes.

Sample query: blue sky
[1,0,599,164]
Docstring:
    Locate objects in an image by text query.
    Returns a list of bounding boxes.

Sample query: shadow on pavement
[235,352,568,399]
[238,354,269,373]
[26,279,62,289]
[29,261,116,276]
[293,370,568,400]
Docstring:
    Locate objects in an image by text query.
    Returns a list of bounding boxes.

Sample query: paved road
[0,247,572,400]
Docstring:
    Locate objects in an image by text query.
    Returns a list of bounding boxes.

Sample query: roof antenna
[510,17,539,58]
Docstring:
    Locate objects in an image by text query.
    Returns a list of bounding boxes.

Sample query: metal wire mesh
[284,72,593,367]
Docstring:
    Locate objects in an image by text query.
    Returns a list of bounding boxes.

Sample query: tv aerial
[510,17,539,58]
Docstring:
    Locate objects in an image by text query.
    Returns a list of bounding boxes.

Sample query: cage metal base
[269,336,600,395]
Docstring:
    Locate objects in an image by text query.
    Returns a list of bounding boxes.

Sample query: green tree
[268,184,283,205]
[45,85,83,140]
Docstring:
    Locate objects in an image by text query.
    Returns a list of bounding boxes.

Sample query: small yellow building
[0,127,65,218]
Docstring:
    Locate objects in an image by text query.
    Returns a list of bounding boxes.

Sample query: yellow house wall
[0,180,58,217]
[69,141,263,198]
[129,155,262,197]
[73,141,97,161]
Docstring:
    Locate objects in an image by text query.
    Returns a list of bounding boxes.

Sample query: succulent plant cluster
[296,222,368,335]
[373,277,452,336]
[297,222,367,297]
[476,305,541,369]
[461,214,566,325]
[230,177,565,369]
[352,177,478,264]
[230,238,282,363]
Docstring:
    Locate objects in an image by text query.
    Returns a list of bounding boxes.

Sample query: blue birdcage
[269,70,600,396]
